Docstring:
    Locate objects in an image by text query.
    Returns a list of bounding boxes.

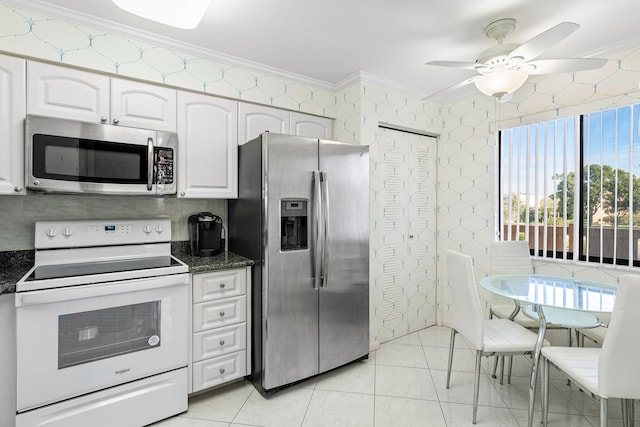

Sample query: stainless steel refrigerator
[229,132,369,393]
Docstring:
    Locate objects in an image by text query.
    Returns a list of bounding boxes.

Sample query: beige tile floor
[152,326,638,427]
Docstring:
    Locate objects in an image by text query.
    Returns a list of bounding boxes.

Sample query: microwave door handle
[147,137,154,191]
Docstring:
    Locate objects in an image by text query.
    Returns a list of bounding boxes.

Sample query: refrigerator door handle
[312,171,323,289]
[320,171,330,288]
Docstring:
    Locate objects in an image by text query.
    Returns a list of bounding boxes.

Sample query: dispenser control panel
[280,199,308,251]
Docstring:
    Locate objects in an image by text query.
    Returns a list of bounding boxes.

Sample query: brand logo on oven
[115,368,130,375]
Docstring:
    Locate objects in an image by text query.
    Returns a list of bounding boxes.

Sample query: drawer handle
[220,283,226,289]
[219,340,225,346]
[219,368,226,374]
[219,311,225,317]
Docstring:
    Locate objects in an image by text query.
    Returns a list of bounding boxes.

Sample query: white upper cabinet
[111,78,176,132]
[238,102,289,145]
[290,111,332,139]
[27,61,176,132]
[0,54,26,195]
[177,91,238,199]
[27,61,109,123]
[239,102,333,143]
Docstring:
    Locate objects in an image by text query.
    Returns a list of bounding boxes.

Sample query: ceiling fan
[425,18,608,101]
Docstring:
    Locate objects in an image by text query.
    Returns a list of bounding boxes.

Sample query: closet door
[371,128,437,341]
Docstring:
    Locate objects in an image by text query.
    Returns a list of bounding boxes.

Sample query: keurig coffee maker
[188,212,224,256]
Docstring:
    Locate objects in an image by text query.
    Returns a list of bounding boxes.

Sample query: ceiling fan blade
[425,60,483,70]
[509,22,580,62]
[422,76,480,100]
[525,58,608,75]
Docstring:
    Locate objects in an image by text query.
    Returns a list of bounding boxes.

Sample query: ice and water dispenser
[280,199,308,251]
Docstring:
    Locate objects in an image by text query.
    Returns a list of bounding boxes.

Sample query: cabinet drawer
[193,269,246,303]
[193,296,246,332]
[192,350,246,392]
[193,323,246,362]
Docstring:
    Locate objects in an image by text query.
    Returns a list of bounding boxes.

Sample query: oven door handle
[16,274,188,307]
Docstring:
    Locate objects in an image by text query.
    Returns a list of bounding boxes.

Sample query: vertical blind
[500,103,640,267]
[499,117,578,260]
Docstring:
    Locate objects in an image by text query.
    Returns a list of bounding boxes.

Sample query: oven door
[15,273,188,413]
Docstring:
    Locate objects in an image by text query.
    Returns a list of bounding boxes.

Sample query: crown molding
[335,71,429,98]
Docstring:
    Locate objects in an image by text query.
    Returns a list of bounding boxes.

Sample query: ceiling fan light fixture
[475,69,528,98]
[112,0,211,29]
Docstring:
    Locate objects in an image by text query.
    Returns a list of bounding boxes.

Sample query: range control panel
[35,219,171,249]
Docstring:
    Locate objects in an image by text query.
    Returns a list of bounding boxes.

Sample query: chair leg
[446,328,457,389]
[472,350,482,425]
[541,357,549,427]
[566,329,572,386]
[599,397,608,427]
[492,355,499,378]
[499,355,505,385]
[621,399,634,427]
[507,355,513,384]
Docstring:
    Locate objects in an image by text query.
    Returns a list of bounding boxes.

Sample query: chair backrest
[598,275,640,399]
[490,240,534,275]
[446,250,484,350]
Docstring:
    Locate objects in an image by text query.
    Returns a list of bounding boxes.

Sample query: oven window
[33,134,147,183]
[58,301,161,369]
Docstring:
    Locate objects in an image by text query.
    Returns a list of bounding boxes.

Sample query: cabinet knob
[219,311,225,317]
[180,191,186,196]
[219,340,225,346]
[13,186,23,192]
[219,368,226,375]
[220,283,226,289]
[112,118,120,125]
[100,116,107,123]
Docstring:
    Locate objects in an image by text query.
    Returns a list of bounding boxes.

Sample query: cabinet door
[238,102,289,145]
[27,61,110,123]
[193,269,247,303]
[192,350,246,392]
[290,111,332,139]
[0,55,26,195]
[111,78,177,132]
[177,92,238,198]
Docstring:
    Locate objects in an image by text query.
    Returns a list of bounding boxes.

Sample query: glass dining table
[479,274,618,427]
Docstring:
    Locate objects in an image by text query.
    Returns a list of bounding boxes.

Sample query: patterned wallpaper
[2,0,640,345]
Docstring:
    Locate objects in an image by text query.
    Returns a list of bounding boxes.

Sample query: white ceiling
[11,0,640,101]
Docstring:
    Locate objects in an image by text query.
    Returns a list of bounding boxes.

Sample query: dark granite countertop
[0,250,34,296]
[171,242,254,274]
[0,244,253,296]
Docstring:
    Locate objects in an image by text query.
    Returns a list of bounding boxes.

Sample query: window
[499,103,640,267]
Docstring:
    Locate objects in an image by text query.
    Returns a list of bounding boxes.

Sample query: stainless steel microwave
[25,115,177,196]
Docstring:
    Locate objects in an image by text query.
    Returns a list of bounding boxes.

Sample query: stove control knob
[155,224,164,234]
[46,227,57,238]
[143,225,152,234]
[62,227,73,237]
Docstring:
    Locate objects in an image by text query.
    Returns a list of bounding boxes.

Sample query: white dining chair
[541,275,640,427]
[446,249,541,424]
[489,240,539,327]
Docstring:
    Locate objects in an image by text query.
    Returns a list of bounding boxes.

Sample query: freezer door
[318,140,369,373]
[262,133,320,390]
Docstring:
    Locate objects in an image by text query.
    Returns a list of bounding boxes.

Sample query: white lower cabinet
[190,267,251,394]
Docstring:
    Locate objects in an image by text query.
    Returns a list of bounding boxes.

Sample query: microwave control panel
[155,147,174,184]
